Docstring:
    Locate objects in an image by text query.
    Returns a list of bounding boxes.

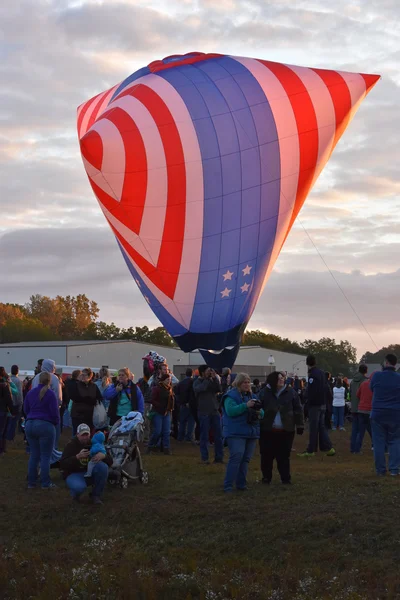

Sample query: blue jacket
[370,367,400,423]
[306,367,326,407]
[221,388,261,439]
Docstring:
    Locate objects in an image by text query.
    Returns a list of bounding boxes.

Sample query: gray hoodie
[350,371,368,413]
[31,359,62,407]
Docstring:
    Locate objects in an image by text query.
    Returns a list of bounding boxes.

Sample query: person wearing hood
[259,371,304,484]
[370,354,400,476]
[69,367,103,434]
[31,359,62,448]
[349,364,368,453]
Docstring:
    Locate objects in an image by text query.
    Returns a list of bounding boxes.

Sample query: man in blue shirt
[370,353,400,476]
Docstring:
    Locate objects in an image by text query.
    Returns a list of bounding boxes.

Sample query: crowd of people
[0,351,400,502]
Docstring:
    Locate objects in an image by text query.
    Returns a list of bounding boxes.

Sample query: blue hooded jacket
[221,387,261,439]
[370,367,400,423]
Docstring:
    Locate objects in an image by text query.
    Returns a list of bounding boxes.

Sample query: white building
[0,340,307,380]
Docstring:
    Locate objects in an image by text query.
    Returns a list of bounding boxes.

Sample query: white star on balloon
[144,296,150,303]
[135,278,141,288]
[220,287,232,298]
[242,264,252,276]
[222,270,234,281]
[241,282,250,293]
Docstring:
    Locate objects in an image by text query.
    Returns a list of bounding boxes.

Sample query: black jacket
[70,381,102,421]
[306,367,327,407]
[60,436,112,479]
[108,382,140,421]
[259,386,304,432]
[0,380,14,414]
[174,377,195,407]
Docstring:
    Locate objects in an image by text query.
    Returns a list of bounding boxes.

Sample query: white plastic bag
[93,402,108,429]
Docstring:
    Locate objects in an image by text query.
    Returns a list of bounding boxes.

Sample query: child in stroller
[106,411,149,488]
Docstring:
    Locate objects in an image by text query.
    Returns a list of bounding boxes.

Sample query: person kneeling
[221,373,263,492]
[60,423,112,505]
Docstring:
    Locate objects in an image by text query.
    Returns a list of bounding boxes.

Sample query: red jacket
[357,379,373,413]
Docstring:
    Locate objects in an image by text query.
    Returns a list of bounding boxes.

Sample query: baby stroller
[106,412,149,489]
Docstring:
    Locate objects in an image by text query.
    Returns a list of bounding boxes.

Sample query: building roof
[0,339,178,348]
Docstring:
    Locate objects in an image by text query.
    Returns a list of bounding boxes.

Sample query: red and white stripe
[78,74,204,330]
[231,56,379,294]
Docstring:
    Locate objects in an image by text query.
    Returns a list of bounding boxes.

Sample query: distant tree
[83,321,122,340]
[300,337,357,376]
[0,317,55,343]
[361,345,400,365]
[0,303,26,327]
[242,329,305,354]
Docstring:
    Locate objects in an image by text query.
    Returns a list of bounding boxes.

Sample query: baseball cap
[76,423,91,435]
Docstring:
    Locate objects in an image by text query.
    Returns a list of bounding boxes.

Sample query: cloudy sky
[1,0,399,358]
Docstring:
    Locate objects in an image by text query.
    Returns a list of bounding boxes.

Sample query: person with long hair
[0,367,14,456]
[146,364,174,455]
[69,367,103,434]
[221,373,263,492]
[259,371,304,485]
[24,371,60,489]
[104,367,144,426]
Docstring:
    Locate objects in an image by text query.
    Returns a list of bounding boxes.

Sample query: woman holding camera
[221,373,264,493]
[259,371,304,485]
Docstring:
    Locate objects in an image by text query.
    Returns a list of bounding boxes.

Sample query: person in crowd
[298,355,335,458]
[7,365,23,441]
[146,364,174,455]
[370,353,400,476]
[355,372,375,453]
[0,368,14,456]
[193,365,223,465]
[349,364,368,453]
[95,367,112,408]
[104,368,144,426]
[175,368,196,442]
[34,359,44,376]
[332,377,346,431]
[69,367,103,434]
[60,423,112,504]
[221,373,263,492]
[252,378,261,397]
[220,367,232,394]
[24,371,59,489]
[31,360,62,446]
[57,373,69,433]
[84,431,106,478]
[324,372,333,430]
[259,371,304,484]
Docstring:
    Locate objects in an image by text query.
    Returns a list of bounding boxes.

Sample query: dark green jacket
[259,385,304,432]
[350,372,368,413]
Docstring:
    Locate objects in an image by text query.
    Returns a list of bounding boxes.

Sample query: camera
[252,400,262,411]
[247,399,262,425]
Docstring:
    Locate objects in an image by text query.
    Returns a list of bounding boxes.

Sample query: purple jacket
[24,385,60,426]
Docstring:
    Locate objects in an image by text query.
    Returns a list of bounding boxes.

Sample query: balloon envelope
[78,52,379,368]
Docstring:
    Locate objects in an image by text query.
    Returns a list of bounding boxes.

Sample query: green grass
[1,429,400,599]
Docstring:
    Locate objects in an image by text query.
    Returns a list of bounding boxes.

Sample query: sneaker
[261,478,271,485]
[282,480,292,485]
[213,460,224,464]
[326,448,336,457]
[91,496,103,505]
[297,451,315,458]
[237,486,249,491]
[200,460,210,465]
[390,472,399,477]
[339,428,346,432]
[163,448,172,455]
[42,483,57,490]
[27,485,36,490]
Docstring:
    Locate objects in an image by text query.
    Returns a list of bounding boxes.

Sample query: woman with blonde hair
[104,367,144,426]
[24,371,60,489]
[221,373,263,492]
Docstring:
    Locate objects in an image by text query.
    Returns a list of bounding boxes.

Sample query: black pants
[259,430,295,483]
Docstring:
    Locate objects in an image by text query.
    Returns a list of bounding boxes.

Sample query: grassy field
[1,428,400,600]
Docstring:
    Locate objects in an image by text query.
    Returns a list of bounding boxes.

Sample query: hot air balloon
[77,52,380,369]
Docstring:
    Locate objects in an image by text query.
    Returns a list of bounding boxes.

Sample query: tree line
[0,294,384,376]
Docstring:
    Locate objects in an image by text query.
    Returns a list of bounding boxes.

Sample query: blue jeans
[149,413,171,449]
[6,409,21,441]
[178,405,195,441]
[224,437,257,491]
[371,419,400,475]
[333,406,345,429]
[65,461,109,498]
[357,413,372,452]
[25,419,56,488]
[306,406,332,453]
[350,412,361,452]
[199,413,223,462]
